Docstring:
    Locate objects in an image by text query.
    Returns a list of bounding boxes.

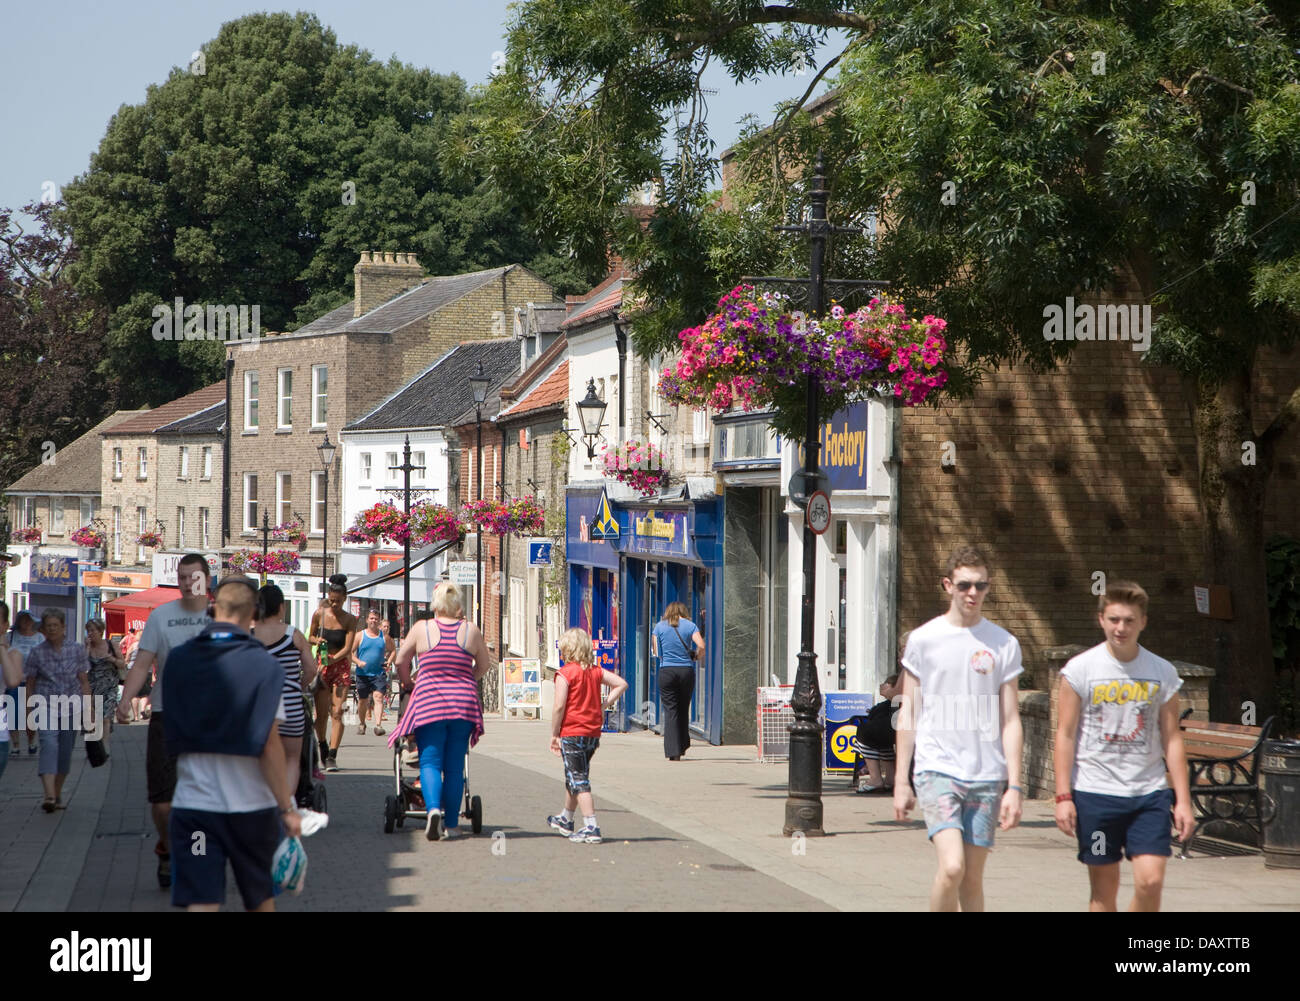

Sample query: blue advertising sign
[794,402,871,492]
[824,691,875,773]
[30,554,77,585]
[528,541,553,567]
[622,507,690,558]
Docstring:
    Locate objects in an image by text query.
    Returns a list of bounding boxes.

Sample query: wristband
[1055,793,1073,804]
[1007,785,1023,794]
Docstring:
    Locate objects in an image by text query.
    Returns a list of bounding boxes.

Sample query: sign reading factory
[624,508,689,558]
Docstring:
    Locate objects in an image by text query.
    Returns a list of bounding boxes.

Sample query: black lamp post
[745,151,888,837]
[396,436,426,639]
[257,509,272,585]
[575,379,608,459]
[469,360,491,630]
[317,435,336,594]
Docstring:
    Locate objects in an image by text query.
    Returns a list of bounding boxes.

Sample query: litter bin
[1260,739,1300,870]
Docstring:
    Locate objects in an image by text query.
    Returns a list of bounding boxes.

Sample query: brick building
[223,251,556,602]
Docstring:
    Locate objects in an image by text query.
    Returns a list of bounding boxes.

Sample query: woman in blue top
[649,601,704,761]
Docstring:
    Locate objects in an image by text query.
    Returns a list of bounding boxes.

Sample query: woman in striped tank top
[388,582,491,841]
[253,585,318,796]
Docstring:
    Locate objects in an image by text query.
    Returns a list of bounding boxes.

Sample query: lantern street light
[575,379,608,459]
[469,361,491,631]
[317,434,337,594]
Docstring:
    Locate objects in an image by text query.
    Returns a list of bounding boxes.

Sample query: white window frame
[80,497,94,526]
[22,497,37,529]
[276,471,292,526]
[509,577,526,654]
[277,368,293,429]
[243,474,258,532]
[360,452,372,482]
[411,451,425,483]
[112,448,122,479]
[179,446,190,479]
[311,365,328,428]
[138,447,148,479]
[693,407,709,445]
[200,507,209,549]
[113,507,121,560]
[387,452,399,483]
[177,507,185,548]
[244,370,260,431]
[202,445,213,480]
[137,507,147,562]
[310,471,325,534]
[50,497,66,536]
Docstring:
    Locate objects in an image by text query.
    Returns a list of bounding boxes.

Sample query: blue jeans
[414,719,473,828]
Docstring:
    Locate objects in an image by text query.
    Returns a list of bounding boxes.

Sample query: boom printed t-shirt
[1061,643,1182,797]
[902,615,1023,782]
[137,600,209,713]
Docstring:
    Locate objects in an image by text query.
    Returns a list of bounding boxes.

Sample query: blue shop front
[565,485,723,745]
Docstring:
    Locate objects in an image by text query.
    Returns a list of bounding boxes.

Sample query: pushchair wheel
[395,801,405,828]
[469,795,483,834]
[383,795,397,834]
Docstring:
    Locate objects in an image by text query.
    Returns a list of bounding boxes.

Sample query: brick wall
[101,434,160,567]
[353,252,424,317]
[155,435,224,550]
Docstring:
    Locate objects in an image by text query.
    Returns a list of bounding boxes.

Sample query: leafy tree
[459,0,1300,716]
[64,11,596,407]
[0,201,115,495]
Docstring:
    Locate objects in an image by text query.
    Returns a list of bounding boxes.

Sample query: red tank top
[559,661,604,737]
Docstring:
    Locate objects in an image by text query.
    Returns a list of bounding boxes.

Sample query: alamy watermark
[4,689,105,740]
[1042,297,1151,352]
[151,298,260,343]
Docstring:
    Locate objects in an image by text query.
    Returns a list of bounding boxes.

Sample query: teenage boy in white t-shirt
[894,546,1024,912]
[1054,581,1194,912]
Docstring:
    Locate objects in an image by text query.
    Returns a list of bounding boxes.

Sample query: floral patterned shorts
[915,771,1006,848]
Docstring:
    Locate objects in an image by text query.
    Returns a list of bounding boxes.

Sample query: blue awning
[23,582,77,596]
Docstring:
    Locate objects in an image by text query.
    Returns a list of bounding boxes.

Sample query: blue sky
[0,1,843,226]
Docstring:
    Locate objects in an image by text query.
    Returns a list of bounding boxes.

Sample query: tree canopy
[64,11,595,407]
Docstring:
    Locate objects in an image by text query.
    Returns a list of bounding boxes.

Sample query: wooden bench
[1175,710,1275,858]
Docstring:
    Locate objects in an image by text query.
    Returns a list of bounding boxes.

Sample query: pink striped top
[388,619,484,748]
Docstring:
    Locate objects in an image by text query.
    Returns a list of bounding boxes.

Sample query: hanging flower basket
[658,285,949,440]
[135,530,164,548]
[602,441,669,497]
[460,499,511,536]
[409,502,462,546]
[505,496,546,536]
[342,501,409,545]
[70,525,106,548]
[224,549,301,574]
[13,526,43,544]
[271,517,308,550]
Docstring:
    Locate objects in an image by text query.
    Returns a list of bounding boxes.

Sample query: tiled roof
[103,383,227,436]
[154,400,226,435]
[295,267,514,335]
[344,339,521,432]
[498,361,568,420]
[563,278,625,330]
[533,303,566,334]
[6,409,149,494]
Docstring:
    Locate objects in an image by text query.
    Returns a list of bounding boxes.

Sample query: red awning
[103,585,181,636]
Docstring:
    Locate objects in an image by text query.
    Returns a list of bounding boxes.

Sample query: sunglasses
[951,580,990,592]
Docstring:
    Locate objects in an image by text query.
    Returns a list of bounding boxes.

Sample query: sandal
[41,798,56,812]
[54,799,67,810]
[357,723,366,735]
[374,726,385,736]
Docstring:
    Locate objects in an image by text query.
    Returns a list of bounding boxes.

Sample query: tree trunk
[1191,369,1276,722]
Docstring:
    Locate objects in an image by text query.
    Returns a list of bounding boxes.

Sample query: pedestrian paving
[3,717,1295,911]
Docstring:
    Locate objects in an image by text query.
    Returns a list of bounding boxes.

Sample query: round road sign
[806,490,831,534]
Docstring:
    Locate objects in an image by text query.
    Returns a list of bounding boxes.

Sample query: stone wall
[722,486,762,744]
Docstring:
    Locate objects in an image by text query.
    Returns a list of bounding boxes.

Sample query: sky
[0,1,844,226]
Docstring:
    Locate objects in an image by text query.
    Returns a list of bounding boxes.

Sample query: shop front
[565,485,620,678]
[22,553,80,636]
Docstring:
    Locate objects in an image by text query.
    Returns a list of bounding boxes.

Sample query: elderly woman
[388,582,492,841]
[84,618,125,753]
[24,609,93,811]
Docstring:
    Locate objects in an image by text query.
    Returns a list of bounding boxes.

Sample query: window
[112,448,122,479]
[177,507,185,548]
[693,407,709,445]
[50,498,66,535]
[244,371,259,430]
[278,368,293,428]
[311,365,328,427]
[387,452,399,483]
[22,497,37,528]
[276,472,292,526]
[179,446,190,479]
[412,451,425,483]
[80,497,95,526]
[310,472,325,534]
[113,507,121,560]
[243,474,258,531]
[200,507,209,548]
[202,446,212,479]
[360,453,371,481]
[137,507,147,562]
[138,447,148,478]
[509,577,526,653]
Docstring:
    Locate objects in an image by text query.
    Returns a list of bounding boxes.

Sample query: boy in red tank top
[547,628,627,844]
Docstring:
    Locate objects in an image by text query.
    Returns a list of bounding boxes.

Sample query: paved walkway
[2,718,1295,911]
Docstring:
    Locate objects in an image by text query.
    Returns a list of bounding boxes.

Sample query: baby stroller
[296,690,328,813]
[382,740,482,834]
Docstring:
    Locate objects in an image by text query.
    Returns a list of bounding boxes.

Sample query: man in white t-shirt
[894,546,1024,911]
[1054,580,1194,911]
[163,576,301,911]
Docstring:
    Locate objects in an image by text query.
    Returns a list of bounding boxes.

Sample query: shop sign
[448,561,478,587]
[369,552,402,572]
[624,508,688,558]
[527,540,553,567]
[824,691,875,773]
[103,571,152,589]
[31,554,76,584]
[153,551,221,586]
[791,402,871,493]
[503,658,542,710]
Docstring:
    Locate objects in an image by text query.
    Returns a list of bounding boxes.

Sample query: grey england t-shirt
[137,599,209,713]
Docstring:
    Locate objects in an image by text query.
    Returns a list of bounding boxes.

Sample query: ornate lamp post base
[783,646,826,837]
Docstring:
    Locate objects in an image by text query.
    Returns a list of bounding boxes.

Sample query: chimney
[353,251,425,317]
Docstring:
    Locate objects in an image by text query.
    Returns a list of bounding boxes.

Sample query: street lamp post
[395,436,426,639]
[746,151,888,837]
[317,435,336,595]
[469,361,491,631]
[258,509,271,585]
[575,379,608,460]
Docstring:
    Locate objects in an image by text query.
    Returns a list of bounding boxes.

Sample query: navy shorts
[1072,788,1173,864]
[169,807,282,909]
[560,735,599,794]
[356,672,386,700]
